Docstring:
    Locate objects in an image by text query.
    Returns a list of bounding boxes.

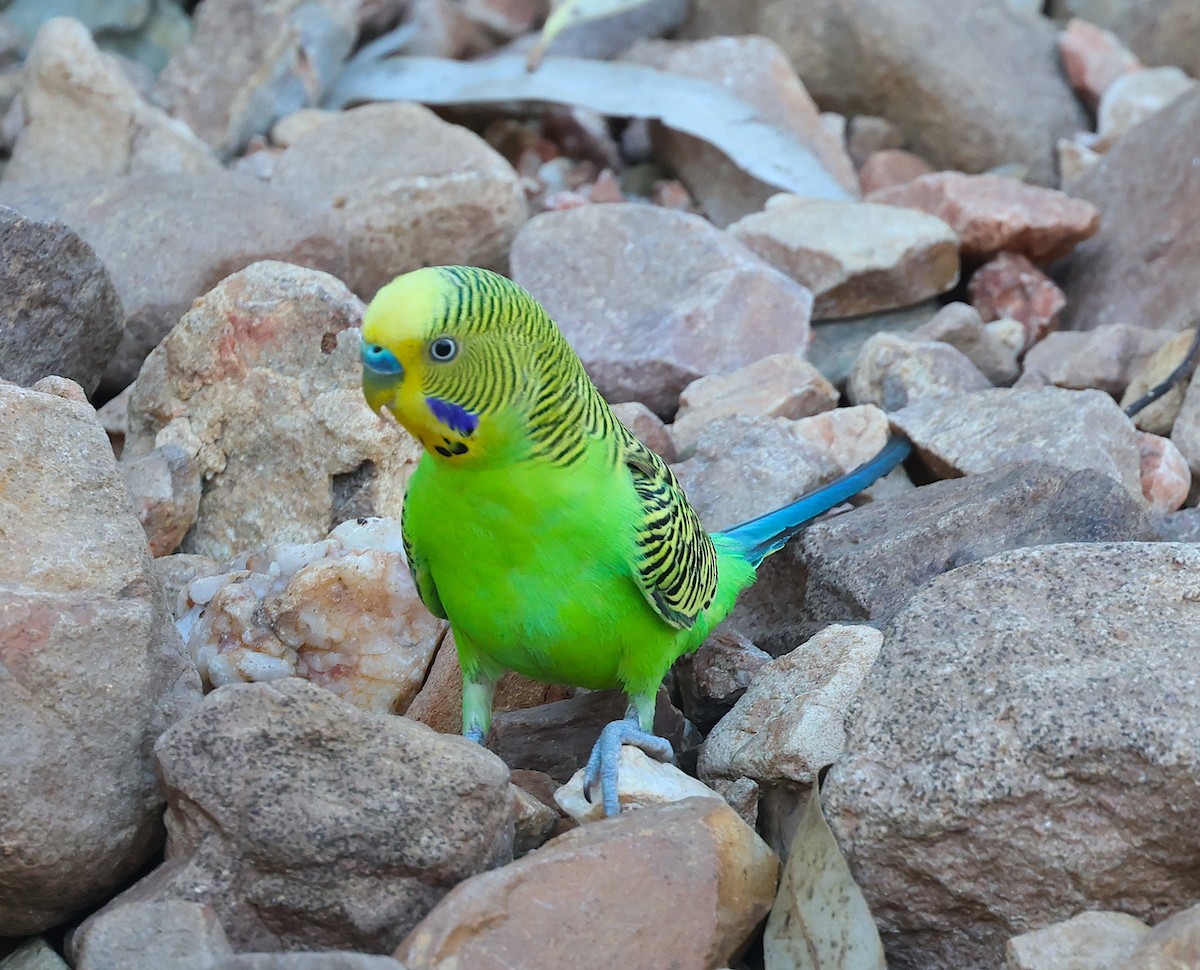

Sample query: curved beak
[362,367,401,416]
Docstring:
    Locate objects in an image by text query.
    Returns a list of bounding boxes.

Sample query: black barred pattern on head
[430,266,719,628]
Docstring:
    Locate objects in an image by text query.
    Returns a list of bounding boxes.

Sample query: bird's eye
[430,336,459,362]
[361,342,403,375]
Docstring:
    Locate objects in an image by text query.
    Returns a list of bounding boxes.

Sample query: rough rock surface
[511,204,813,416]
[1095,66,1197,150]
[913,302,1023,385]
[155,0,357,158]
[1058,88,1200,334]
[1019,324,1169,396]
[1005,910,1149,970]
[1049,0,1200,79]
[1120,330,1196,434]
[125,261,420,560]
[555,747,724,823]
[74,901,232,970]
[847,332,991,410]
[0,382,202,935]
[271,102,527,297]
[395,798,778,970]
[969,252,1067,346]
[826,542,1200,969]
[1126,903,1200,968]
[0,205,123,395]
[6,17,218,185]
[118,443,202,557]
[126,678,515,953]
[681,0,1088,185]
[728,194,959,318]
[0,173,344,393]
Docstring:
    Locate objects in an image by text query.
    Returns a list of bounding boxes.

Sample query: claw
[464,725,485,745]
[582,715,675,817]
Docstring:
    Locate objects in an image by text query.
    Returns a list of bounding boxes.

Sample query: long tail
[720,435,912,566]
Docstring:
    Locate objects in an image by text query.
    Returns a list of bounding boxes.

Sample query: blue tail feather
[720,435,912,566]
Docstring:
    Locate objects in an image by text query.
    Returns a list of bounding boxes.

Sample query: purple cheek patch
[426,396,479,437]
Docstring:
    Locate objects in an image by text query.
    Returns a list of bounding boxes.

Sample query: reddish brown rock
[624,35,858,227]
[1127,902,1200,968]
[969,252,1067,346]
[869,172,1100,264]
[395,799,778,970]
[729,194,959,319]
[1058,17,1143,111]
[857,149,936,194]
[674,628,772,732]
[1136,431,1190,513]
[611,401,676,462]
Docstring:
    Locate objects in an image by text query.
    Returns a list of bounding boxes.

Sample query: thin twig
[1124,326,1200,418]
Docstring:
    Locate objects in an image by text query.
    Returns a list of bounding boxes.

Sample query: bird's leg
[457,633,502,745]
[583,691,675,817]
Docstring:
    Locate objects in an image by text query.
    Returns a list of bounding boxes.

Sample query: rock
[175,518,446,715]
[1057,89,1200,334]
[1058,18,1143,112]
[118,444,202,557]
[699,624,882,785]
[97,383,131,454]
[969,251,1067,347]
[825,542,1200,969]
[1048,0,1200,80]
[0,204,123,395]
[890,387,1144,501]
[510,204,813,417]
[623,35,857,227]
[536,0,687,62]
[214,957,408,970]
[1169,377,1200,485]
[269,107,336,147]
[1057,136,1103,190]
[1006,911,1150,970]
[0,382,202,935]
[555,747,724,823]
[460,0,548,40]
[0,940,68,970]
[856,148,936,194]
[1127,903,1200,968]
[509,783,559,856]
[671,354,838,459]
[845,114,904,168]
[611,400,675,461]
[271,102,526,298]
[487,688,686,784]
[405,631,572,736]
[155,0,356,158]
[847,332,992,410]
[1096,67,1198,150]
[730,462,1153,653]
[1121,330,1197,434]
[1018,324,1170,395]
[682,0,1087,186]
[728,194,959,319]
[74,901,232,970]
[395,798,777,970]
[868,172,1100,264]
[125,261,420,560]
[788,403,892,473]
[5,18,218,185]
[674,627,772,731]
[913,302,1022,385]
[0,173,344,394]
[128,678,515,952]
[806,301,942,388]
[154,553,221,612]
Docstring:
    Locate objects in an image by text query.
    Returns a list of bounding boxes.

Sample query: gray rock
[674,627,771,732]
[536,0,687,62]
[215,957,407,970]
[510,204,813,418]
[1019,324,1169,396]
[806,301,941,388]
[125,261,420,560]
[1096,66,1197,149]
[1005,911,1149,970]
[118,444,201,557]
[0,382,202,936]
[1048,0,1200,79]
[126,679,514,952]
[1058,88,1200,334]
[74,901,232,970]
[270,102,526,299]
[824,542,1200,968]
[847,332,992,411]
[0,939,68,970]
[681,0,1087,185]
[155,0,356,158]
[913,302,1023,386]
[0,173,344,395]
[730,461,1153,655]
[0,204,123,395]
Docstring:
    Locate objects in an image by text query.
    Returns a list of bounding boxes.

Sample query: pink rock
[868,172,1100,264]
[857,149,936,194]
[969,252,1067,347]
[1058,18,1143,111]
[1137,431,1190,512]
[586,168,625,204]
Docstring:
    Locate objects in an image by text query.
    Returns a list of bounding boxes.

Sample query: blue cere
[361,341,404,375]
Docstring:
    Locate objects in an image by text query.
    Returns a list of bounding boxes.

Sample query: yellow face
[362,266,531,466]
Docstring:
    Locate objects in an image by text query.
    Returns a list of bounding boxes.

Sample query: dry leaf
[528,0,660,70]
[763,782,887,970]
[325,55,854,202]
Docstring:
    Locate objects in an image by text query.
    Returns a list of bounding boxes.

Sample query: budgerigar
[361,266,909,815]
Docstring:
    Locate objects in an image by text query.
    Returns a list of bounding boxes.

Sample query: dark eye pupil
[432,338,455,360]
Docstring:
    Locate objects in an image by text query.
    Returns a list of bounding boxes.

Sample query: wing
[402,487,447,619]
[621,433,719,630]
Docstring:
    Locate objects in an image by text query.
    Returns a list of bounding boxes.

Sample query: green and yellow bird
[361,266,909,815]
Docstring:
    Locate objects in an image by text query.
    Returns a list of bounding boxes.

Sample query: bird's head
[361,265,566,465]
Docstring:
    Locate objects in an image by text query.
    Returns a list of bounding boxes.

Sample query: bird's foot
[464,725,485,745]
[583,716,675,817]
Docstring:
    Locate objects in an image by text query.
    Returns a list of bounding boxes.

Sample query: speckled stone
[1006,910,1149,970]
[825,542,1200,969]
